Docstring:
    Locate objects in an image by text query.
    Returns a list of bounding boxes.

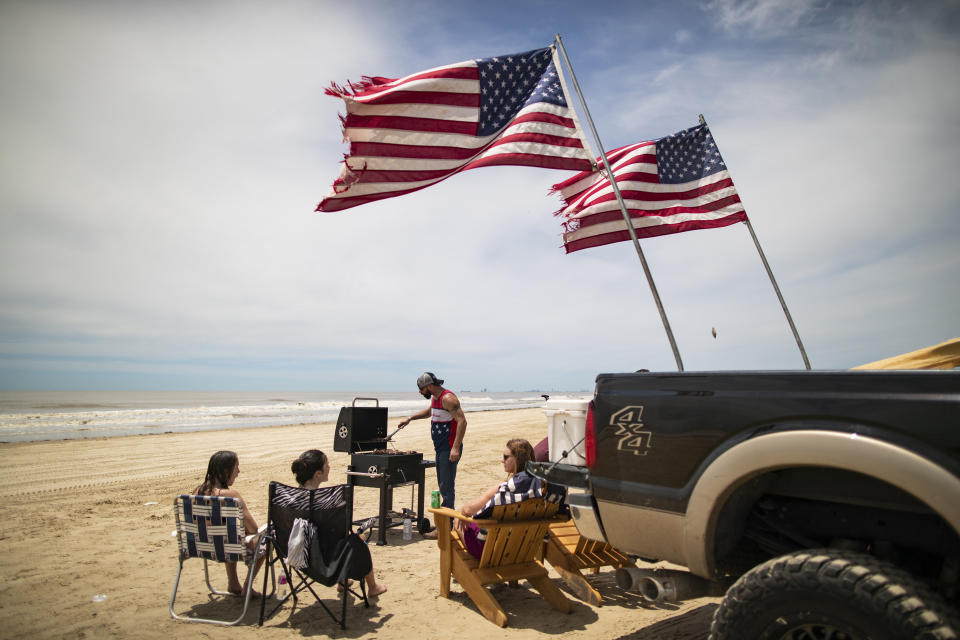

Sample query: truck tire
[710,548,958,640]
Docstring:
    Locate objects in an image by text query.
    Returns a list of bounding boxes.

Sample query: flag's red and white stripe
[318,51,594,212]
[554,141,748,253]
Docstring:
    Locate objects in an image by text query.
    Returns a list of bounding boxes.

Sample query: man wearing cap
[397,372,467,536]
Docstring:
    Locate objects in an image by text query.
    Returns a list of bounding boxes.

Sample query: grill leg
[416,466,426,524]
[377,479,389,546]
[347,471,355,529]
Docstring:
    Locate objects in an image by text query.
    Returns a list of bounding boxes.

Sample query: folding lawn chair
[258,482,372,629]
[169,494,269,626]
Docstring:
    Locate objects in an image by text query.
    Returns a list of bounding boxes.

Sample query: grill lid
[334,398,388,453]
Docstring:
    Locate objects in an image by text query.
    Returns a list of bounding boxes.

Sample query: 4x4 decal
[611,405,652,455]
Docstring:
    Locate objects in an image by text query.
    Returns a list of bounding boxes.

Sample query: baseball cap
[417,372,443,389]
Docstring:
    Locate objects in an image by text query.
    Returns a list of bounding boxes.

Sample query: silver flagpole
[698,115,811,370]
[554,33,684,371]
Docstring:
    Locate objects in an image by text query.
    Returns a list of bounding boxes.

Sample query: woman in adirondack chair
[193,450,264,597]
[455,438,549,559]
[291,449,388,597]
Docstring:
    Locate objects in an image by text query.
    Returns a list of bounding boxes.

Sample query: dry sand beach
[0,408,719,639]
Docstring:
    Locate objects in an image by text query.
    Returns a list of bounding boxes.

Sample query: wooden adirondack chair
[429,499,573,627]
[543,518,635,606]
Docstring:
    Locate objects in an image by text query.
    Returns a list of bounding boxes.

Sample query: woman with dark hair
[193,450,263,597]
[454,438,549,559]
[290,450,387,597]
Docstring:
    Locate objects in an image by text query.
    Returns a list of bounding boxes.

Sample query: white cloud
[654,63,684,85]
[706,0,819,34]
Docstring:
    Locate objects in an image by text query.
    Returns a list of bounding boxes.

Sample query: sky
[1,0,958,392]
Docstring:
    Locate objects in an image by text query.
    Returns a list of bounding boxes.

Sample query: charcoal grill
[336,398,435,545]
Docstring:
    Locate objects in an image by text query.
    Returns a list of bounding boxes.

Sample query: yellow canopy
[852,338,960,370]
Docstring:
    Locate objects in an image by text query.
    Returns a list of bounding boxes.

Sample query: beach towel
[286,518,313,570]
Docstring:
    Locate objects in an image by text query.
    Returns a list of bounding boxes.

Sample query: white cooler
[542,397,591,465]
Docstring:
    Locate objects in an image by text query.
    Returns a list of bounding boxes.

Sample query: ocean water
[0,390,576,443]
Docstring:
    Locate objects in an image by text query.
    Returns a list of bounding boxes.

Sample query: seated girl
[455,438,564,559]
[291,449,387,597]
[193,450,263,597]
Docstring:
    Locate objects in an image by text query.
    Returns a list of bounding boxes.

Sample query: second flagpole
[700,116,812,370]
[554,33,685,372]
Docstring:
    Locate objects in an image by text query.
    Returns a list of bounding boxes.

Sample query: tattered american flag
[317,46,596,212]
[553,123,748,253]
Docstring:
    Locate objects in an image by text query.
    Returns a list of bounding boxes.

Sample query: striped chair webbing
[272,482,346,512]
[175,495,248,563]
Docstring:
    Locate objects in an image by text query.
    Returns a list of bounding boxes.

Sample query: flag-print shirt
[430,390,459,449]
[473,470,567,520]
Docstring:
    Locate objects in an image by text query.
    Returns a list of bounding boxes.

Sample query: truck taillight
[585,400,596,468]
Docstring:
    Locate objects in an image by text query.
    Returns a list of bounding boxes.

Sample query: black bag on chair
[306,531,372,587]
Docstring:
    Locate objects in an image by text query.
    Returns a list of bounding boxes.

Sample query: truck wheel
[710,548,958,640]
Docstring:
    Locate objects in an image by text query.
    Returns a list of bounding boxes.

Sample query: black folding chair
[258,482,371,628]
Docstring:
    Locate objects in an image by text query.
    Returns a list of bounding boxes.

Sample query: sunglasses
[502,454,514,461]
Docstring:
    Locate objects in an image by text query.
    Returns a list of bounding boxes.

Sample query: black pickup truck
[530,370,960,639]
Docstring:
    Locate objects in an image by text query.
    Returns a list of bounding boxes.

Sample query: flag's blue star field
[657,124,728,183]
[477,47,566,137]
